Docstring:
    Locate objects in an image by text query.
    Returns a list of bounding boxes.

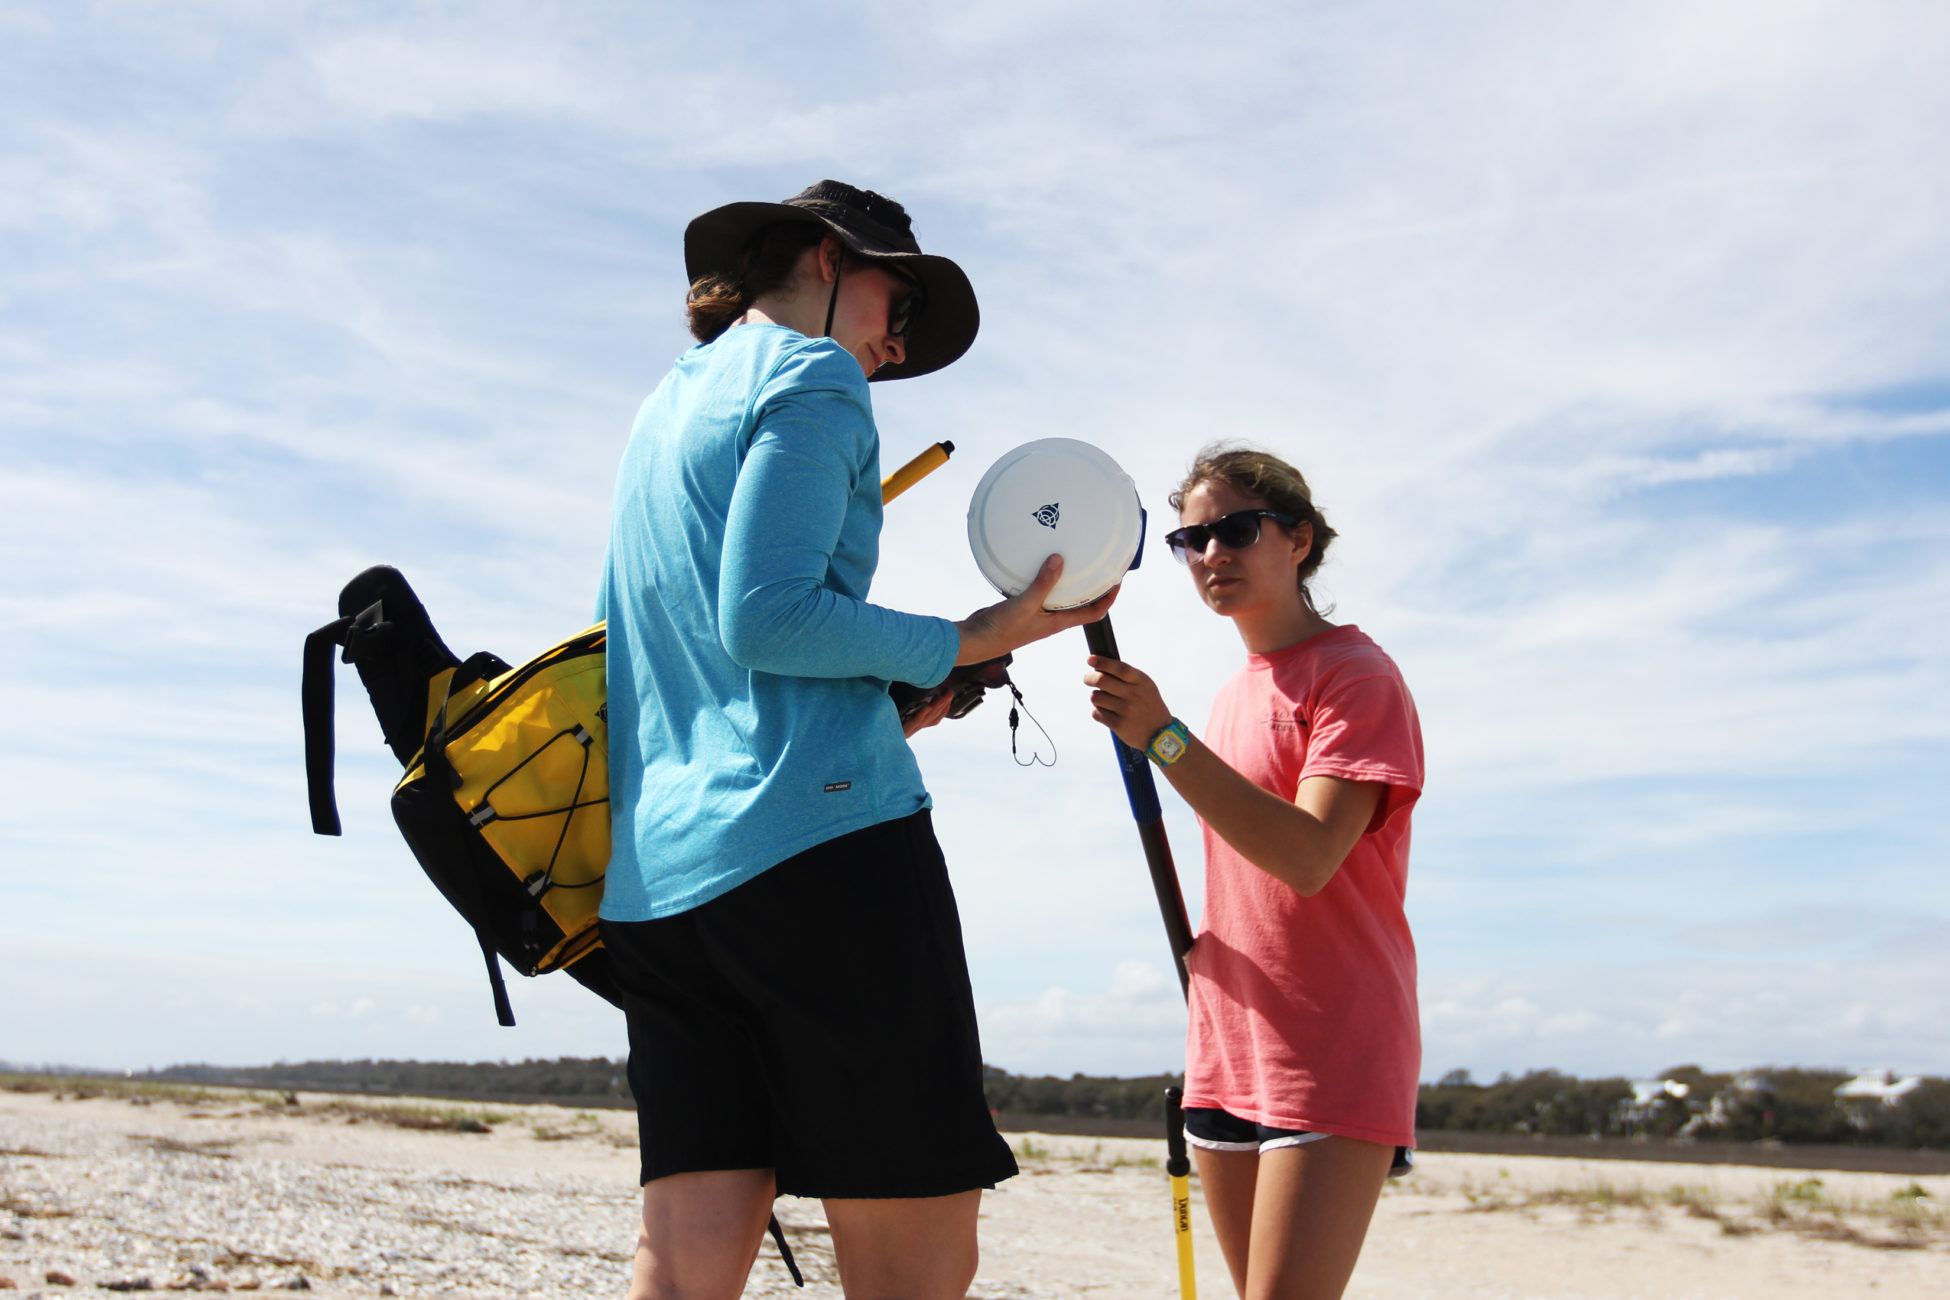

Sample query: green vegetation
[291,1098,511,1132]
[981,1065,1185,1122]
[1429,1174,1948,1248]
[135,1057,632,1104]
[529,1110,607,1141]
[2,1071,280,1107]
[2,1069,509,1133]
[1417,1069,1630,1137]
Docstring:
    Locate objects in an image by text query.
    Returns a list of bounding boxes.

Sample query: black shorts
[599,809,1018,1199]
[1184,1106,1414,1178]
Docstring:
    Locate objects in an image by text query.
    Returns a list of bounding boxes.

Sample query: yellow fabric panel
[397,626,610,973]
[421,666,495,740]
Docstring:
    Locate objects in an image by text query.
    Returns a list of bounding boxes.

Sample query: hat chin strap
[822,245,842,339]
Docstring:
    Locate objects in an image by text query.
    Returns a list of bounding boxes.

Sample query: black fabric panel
[335,566,462,766]
[393,774,570,977]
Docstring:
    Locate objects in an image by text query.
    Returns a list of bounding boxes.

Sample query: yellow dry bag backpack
[303,566,618,1025]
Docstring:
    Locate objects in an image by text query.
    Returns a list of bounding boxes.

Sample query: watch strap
[1145,717,1192,768]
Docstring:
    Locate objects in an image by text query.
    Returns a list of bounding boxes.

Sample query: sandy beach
[4,1086,1946,1298]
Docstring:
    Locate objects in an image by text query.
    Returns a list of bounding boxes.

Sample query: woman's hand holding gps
[954,553,1118,666]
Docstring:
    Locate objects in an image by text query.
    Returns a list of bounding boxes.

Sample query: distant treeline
[981,1066,1187,1123]
[129,1059,1950,1149]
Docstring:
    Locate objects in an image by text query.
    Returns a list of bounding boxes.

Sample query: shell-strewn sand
[4,1088,1947,1298]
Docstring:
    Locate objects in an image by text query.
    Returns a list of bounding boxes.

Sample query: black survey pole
[1084,614,1195,998]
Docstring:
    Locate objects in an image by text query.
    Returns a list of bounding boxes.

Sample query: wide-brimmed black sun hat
[684,180,979,382]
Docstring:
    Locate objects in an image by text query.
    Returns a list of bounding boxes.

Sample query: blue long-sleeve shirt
[597,324,960,920]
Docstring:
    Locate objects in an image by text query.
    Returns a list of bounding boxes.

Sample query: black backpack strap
[478,932,516,1028]
[421,669,524,1027]
[304,592,403,835]
[303,614,356,836]
[768,1213,803,1288]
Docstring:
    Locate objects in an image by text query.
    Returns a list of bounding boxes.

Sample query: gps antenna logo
[1031,502,1060,528]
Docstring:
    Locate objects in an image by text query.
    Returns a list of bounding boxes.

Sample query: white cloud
[979,961,1187,1077]
[307,33,595,122]
[1419,909,1950,1079]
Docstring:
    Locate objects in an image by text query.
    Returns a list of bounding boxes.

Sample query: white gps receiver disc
[967,438,1143,610]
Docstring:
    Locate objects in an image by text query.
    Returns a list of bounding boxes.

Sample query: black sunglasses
[1164,509,1299,563]
[885,266,924,338]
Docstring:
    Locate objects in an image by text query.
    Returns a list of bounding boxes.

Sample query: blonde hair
[1170,443,1338,612]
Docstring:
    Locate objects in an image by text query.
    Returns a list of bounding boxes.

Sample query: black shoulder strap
[302,596,399,835]
[769,1213,803,1287]
[303,614,356,836]
[420,668,521,1028]
[478,932,516,1028]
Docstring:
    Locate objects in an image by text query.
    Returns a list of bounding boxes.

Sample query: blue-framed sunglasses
[1163,509,1299,563]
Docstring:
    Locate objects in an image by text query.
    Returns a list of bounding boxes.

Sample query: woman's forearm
[720,575,957,682]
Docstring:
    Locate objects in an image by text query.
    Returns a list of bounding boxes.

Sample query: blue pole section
[1084,614,1195,998]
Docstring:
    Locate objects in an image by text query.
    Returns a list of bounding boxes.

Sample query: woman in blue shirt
[599,181,1113,1300]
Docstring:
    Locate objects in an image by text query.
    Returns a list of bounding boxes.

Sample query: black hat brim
[683,200,978,382]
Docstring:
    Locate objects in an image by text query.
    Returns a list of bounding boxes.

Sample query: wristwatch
[1145,718,1192,768]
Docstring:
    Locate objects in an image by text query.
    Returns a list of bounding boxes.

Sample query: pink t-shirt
[1182,624,1424,1149]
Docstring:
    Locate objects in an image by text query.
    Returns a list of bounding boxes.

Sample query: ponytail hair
[685,222,830,343]
[1170,443,1339,613]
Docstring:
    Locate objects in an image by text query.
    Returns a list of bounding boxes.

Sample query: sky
[3,0,1947,1084]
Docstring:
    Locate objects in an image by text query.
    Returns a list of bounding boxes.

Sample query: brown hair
[1169,443,1339,612]
[684,222,831,343]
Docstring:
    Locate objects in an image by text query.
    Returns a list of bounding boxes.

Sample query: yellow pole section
[1171,1173,1197,1300]
[880,440,954,504]
[1165,1085,1196,1299]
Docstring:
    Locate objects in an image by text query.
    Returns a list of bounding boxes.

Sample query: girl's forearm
[1160,739,1379,896]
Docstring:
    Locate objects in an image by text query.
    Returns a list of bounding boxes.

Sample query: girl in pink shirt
[1085,445,1424,1300]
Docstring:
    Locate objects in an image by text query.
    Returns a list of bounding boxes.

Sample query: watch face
[1154,729,1186,763]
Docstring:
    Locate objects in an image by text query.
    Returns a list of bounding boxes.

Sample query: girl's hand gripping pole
[1082,613,1195,996]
